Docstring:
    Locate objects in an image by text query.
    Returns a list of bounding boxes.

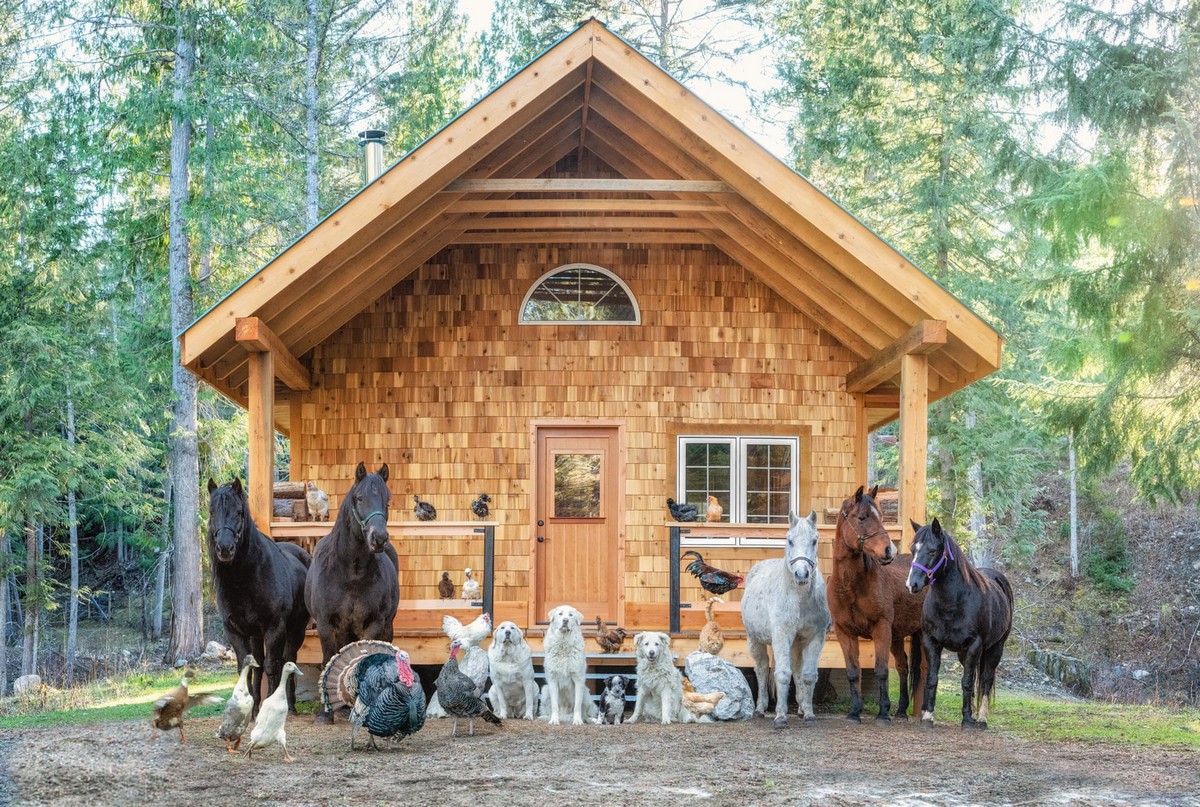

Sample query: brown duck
[151,670,221,743]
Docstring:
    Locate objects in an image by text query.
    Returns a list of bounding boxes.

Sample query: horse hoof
[803,715,817,726]
[977,720,988,730]
[875,714,891,724]
[772,716,788,729]
[921,718,934,728]
[894,714,909,722]
[753,710,766,719]
[846,714,862,724]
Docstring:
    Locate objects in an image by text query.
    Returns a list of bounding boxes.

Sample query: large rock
[684,651,754,721]
[13,674,41,696]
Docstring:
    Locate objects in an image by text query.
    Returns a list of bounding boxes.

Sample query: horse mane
[943,530,993,593]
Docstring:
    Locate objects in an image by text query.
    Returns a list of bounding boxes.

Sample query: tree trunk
[117,520,125,565]
[21,520,38,677]
[66,393,79,683]
[1069,430,1079,578]
[166,12,203,662]
[304,0,321,228]
[967,409,985,564]
[154,548,169,642]
[0,529,8,696]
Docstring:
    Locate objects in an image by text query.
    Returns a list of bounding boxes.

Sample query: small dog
[486,621,538,720]
[594,674,629,725]
[539,605,595,725]
[629,631,692,724]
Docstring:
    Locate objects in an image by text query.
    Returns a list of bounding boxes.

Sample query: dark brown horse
[304,462,399,722]
[206,478,311,714]
[826,485,926,722]
[907,518,1014,728]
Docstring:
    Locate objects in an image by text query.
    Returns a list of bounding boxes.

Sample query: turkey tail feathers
[319,639,400,711]
[481,707,502,726]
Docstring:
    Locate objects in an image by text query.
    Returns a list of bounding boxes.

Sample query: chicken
[435,640,502,737]
[698,596,725,656]
[319,640,426,750]
[666,497,701,522]
[438,572,455,600]
[443,612,492,648]
[150,670,221,743]
[245,661,303,761]
[461,568,481,601]
[682,677,725,720]
[215,655,260,752]
[594,616,626,654]
[413,495,437,521]
[305,481,329,521]
[470,493,491,519]
[706,495,724,523]
[681,550,744,596]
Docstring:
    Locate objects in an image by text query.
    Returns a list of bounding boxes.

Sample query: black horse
[206,478,311,714]
[906,518,1014,729]
[304,461,399,722]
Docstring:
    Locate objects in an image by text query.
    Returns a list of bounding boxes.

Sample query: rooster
[436,640,502,736]
[681,550,744,596]
[706,495,724,523]
[470,493,491,519]
[443,612,492,648]
[461,568,481,601]
[594,616,626,654]
[666,497,701,522]
[305,481,329,521]
[698,596,725,656]
[413,495,437,521]
[682,677,725,720]
[438,572,454,600]
[319,640,426,750]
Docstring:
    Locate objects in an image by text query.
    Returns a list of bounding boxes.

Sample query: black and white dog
[594,674,629,725]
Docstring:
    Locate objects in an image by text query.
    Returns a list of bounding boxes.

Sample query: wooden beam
[577,58,593,164]
[289,394,304,483]
[455,230,712,245]
[444,178,732,194]
[845,320,947,393]
[247,350,275,535]
[447,198,724,214]
[235,317,311,391]
[460,214,712,230]
[898,353,928,552]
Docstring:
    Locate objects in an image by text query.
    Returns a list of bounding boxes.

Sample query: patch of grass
[828,673,1200,748]
[0,667,233,730]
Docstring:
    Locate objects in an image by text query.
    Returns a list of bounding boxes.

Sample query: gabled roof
[180,19,1001,431]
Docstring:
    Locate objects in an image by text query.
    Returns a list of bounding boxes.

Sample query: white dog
[486,621,538,720]
[629,631,692,724]
[539,605,595,725]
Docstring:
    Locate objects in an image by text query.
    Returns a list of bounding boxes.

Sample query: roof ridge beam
[444,178,731,193]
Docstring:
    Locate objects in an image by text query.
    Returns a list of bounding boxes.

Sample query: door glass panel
[554,453,602,517]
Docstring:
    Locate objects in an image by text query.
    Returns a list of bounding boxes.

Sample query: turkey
[413,495,437,521]
[426,613,491,718]
[215,655,259,752]
[666,497,701,522]
[319,640,427,750]
[470,493,491,519]
[435,640,502,737]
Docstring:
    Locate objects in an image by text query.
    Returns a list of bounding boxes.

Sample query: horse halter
[839,507,889,549]
[788,554,817,572]
[912,540,954,583]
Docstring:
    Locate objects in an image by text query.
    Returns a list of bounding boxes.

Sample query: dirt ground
[2,699,1199,807]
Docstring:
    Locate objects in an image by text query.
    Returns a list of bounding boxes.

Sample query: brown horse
[826,485,926,722]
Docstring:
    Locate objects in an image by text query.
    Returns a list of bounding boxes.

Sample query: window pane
[680,440,732,521]
[746,444,768,464]
[770,444,792,465]
[746,441,793,525]
[745,468,767,491]
[522,266,637,322]
[554,453,601,517]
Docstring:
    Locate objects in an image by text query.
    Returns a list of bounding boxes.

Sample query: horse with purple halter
[907,518,1014,729]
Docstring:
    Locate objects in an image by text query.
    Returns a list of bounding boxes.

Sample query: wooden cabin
[179,20,1001,670]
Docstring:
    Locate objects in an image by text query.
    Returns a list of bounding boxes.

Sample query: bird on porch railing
[306,481,329,522]
[594,616,626,654]
[666,497,702,522]
[471,493,491,519]
[681,551,744,597]
[706,495,724,523]
[413,495,437,521]
[438,572,454,600]
[461,568,481,601]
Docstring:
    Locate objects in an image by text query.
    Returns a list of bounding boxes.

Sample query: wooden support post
[898,354,928,552]
[669,526,684,634]
[480,525,495,619]
[247,350,275,535]
[289,395,304,483]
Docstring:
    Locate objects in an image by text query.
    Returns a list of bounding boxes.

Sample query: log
[292,500,308,521]
[274,498,299,519]
[273,481,306,499]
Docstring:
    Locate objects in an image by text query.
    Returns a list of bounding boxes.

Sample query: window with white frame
[519,263,640,324]
[677,436,799,524]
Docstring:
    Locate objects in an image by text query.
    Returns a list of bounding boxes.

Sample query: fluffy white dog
[629,631,692,724]
[539,605,595,725]
[486,621,538,720]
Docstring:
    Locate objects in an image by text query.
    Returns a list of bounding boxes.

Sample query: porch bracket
[235,316,312,391]
[844,319,946,393]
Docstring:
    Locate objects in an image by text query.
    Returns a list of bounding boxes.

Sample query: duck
[151,670,221,743]
[216,655,260,752]
[245,661,303,762]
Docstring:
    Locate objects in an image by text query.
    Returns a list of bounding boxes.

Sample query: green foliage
[1083,506,1135,593]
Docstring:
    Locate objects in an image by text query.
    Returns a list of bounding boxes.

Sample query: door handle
[537,535,545,543]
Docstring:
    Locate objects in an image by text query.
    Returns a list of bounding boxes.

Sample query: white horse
[741,510,830,727]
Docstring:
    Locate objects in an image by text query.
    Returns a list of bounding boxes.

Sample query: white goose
[245,661,303,762]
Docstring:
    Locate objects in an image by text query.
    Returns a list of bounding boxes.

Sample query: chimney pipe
[358,129,386,184]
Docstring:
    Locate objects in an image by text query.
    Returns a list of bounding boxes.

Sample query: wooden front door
[534,425,622,622]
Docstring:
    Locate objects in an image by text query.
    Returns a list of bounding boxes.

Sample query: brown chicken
[594,616,627,654]
[706,495,723,522]
[698,596,724,656]
[681,551,744,596]
[682,677,725,720]
[438,571,454,599]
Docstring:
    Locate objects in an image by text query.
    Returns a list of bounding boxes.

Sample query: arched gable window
[519,264,640,324]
